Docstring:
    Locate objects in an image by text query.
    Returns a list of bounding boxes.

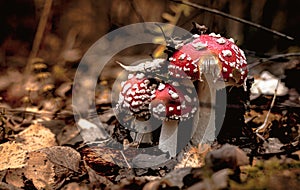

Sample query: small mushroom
[117,73,157,119]
[168,33,248,143]
[117,73,158,143]
[150,82,197,157]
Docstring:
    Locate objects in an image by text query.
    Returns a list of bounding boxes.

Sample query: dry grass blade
[255,79,280,140]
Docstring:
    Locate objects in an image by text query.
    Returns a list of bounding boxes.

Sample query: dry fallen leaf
[6,146,81,189]
[0,124,82,189]
[25,146,81,189]
[16,123,57,151]
[0,142,27,171]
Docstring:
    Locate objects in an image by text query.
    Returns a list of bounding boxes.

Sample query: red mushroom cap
[150,83,197,121]
[168,33,248,85]
[118,73,157,119]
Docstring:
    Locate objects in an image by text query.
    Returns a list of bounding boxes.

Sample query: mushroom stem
[192,76,223,145]
[159,120,178,157]
[132,119,153,144]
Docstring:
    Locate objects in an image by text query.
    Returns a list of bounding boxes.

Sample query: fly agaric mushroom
[116,73,159,144]
[150,82,198,157]
[168,33,248,143]
[117,73,157,119]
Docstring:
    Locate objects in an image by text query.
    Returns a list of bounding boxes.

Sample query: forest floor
[0,50,299,190]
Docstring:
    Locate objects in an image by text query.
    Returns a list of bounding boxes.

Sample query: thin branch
[170,0,294,41]
[120,150,132,168]
[129,0,145,23]
[248,52,300,69]
[26,0,53,73]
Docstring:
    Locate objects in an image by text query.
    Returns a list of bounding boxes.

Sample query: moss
[230,157,300,189]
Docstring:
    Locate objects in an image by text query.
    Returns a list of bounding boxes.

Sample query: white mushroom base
[158,120,178,157]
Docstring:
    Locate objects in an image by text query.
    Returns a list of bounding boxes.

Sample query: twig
[255,79,280,139]
[120,150,132,168]
[155,23,168,42]
[248,52,300,69]
[129,0,145,23]
[26,0,53,73]
[170,0,294,41]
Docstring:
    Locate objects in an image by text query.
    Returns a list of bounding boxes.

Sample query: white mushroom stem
[132,119,153,144]
[159,120,179,157]
[191,75,225,145]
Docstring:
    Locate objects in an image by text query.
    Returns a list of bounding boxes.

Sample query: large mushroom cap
[169,33,248,86]
[150,82,197,121]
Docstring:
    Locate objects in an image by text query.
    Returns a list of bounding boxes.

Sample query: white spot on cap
[240,49,246,60]
[136,73,145,79]
[209,33,221,38]
[128,74,134,79]
[192,34,200,38]
[183,67,190,72]
[184,95,192,103]
[131,101,141,106]
[132,83,138,89]
[231,44,240,54]
[153,103,166,114]
[229,62,236,67]
[171,92,179,99]
[169,89,179,99]
[223,67,228,72]
[218,53,226,62]
[216,38,226,44]
[138,89,146,94]
[222,50,232,57]
[172,81,180,86]
[140,82,146,88]
[179,53,186,60]
[187,56,192,61]
[120,81,126,87]
[192,41,208,50]
[158,83,165,91]
[175,43,184,49]
[177,106,181,110]
[169,107,174,112]
[169,57,174,61]
[122,83,132,94]
[228,38,235,43]
[229,73,233,77]
[125,96,133,102]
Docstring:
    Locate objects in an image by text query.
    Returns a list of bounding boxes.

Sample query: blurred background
[0,0,299,107]
[1,0,299,63]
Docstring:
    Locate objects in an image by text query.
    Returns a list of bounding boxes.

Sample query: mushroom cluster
[116,30,248,156]
[117,70,198,157]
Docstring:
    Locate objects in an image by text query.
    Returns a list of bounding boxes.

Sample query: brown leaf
[0,142,27,171]
[6,146,81,189]
[16,124,57,151]
[24,146,81,189]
